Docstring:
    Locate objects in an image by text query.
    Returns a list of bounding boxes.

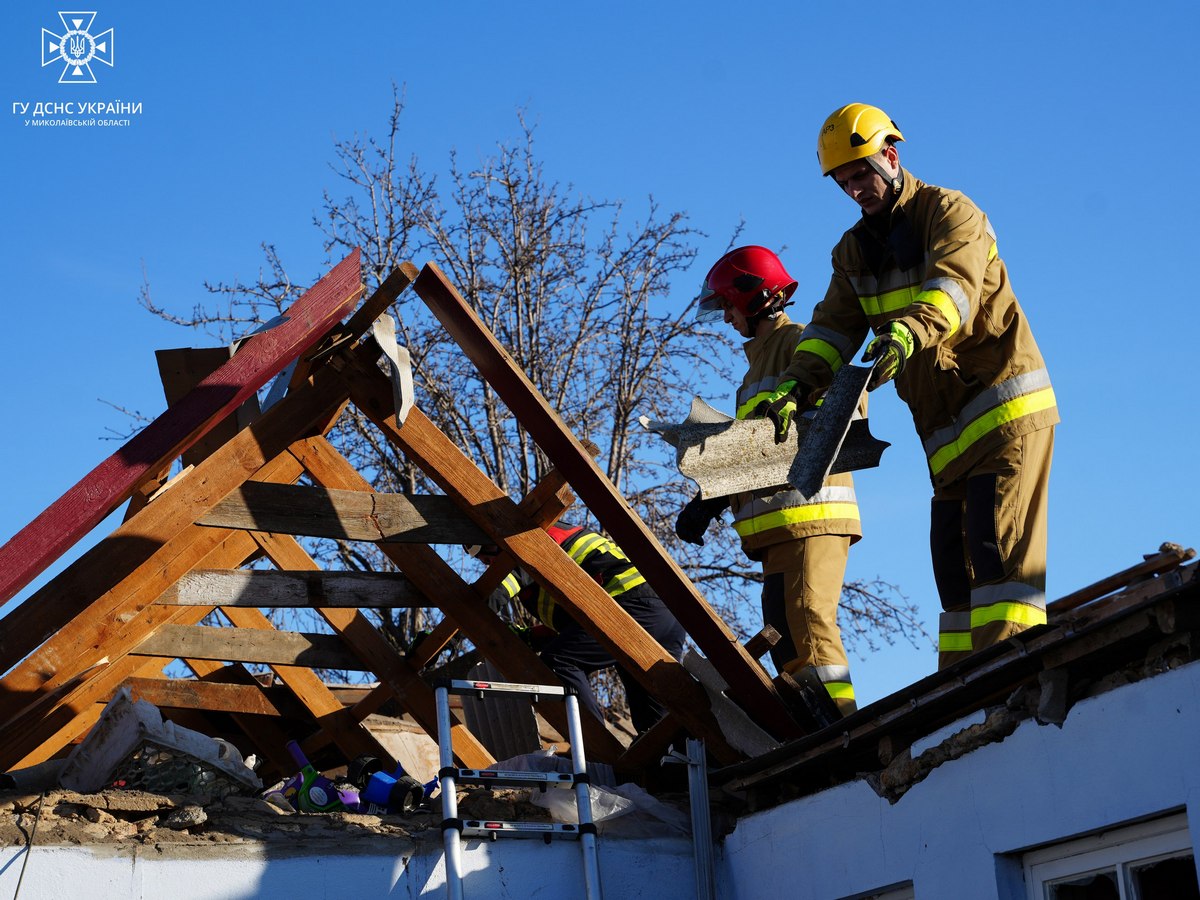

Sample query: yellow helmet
[817,103,905,176]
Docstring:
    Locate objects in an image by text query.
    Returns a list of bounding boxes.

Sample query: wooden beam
[133,624,368,671]
[2,649,196,771]
[124,676,284,717]
[0,364,352,686]
[744,625,782,661]
[184,661,298,775]
[342,262,422,345]
[198,482,490,544]
[0,525,274,729]
[0,249,364,609]
[406,460,583,669]
[411,262,799,740]
[332,369,742,760]
[287,434,630,763]
[0,526,386,770]
[406,617,464,670]
[1049,543,1196,617]
[160,569,427,609]
[245,525,493,770]
[214,602,395,765]
[155,346,261,468]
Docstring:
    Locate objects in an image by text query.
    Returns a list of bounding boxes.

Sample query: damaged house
[0,251,1196,899]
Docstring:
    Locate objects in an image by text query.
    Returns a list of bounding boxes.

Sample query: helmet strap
[746,293,791,332]
[867,149,903,195]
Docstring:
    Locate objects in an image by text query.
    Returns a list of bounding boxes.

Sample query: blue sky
[2,2,1197,706]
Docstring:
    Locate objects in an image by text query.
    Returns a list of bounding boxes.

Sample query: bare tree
[140,88,928,702]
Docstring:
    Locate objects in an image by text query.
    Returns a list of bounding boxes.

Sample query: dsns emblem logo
[42,11,114,84]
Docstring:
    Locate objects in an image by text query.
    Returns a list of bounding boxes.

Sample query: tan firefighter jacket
[731,313,862,558]
[781,169,1059,488]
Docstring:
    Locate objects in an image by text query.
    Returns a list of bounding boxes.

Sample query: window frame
[1022,812,1196,899]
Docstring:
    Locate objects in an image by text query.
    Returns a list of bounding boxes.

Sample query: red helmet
[695,246,798,323]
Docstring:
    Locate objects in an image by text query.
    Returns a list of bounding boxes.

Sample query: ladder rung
[454,768,577,788]
[461,820,585,840]
[445,678,568,699]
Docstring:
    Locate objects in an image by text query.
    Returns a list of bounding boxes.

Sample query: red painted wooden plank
[0,249,363,609]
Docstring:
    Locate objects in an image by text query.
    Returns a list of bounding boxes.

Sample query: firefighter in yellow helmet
[766,103,1058,669]
[676,246,861,714]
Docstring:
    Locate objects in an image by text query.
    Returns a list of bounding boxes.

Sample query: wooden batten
[132,624,368,671]
[161,569,427,609]
[198,482,491,545]
[124,676,285,718]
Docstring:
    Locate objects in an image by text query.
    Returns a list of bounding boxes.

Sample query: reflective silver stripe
[732,485,857,522]
[737,375,778,407]
[922,276,971,323]
[939,611,972,632]
[737,381,778,418]
[500,574,521,598]
[921,369,1054,457]
[970,582,1046,610]
[796,325,859,363]
[814,665,852,684]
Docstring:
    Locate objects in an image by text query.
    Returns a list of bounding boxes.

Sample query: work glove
[511,623,556,649]
[752,379,812,444]
[862,321,915,391]
[674,491,729,546]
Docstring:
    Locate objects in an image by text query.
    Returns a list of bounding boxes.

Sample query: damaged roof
[711,544,1198,811]
[0,251,820,786]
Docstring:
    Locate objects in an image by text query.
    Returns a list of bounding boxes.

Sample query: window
[1023,813,1199,900]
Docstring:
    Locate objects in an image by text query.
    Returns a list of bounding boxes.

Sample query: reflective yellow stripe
[971,602,1047,630]
[732,502,861,536]
[939,632,973,652]
[824,681,856,701]
[914,288,961,334]
[797,338,844,373]
[859,287,916,317]
[567,533,608,564]
[537,589,556,627]
[928,387,1057,475]
[737,391,772,420]
[500,574,521,598]
[604,567,646,596]
[988,241,998,261]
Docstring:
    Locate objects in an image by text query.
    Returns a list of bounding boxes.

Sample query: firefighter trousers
[932,426,1054,670]
[762,534,856,714]
[537,593,686,735]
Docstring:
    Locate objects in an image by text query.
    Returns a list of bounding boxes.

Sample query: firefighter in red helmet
[677,245,861,714]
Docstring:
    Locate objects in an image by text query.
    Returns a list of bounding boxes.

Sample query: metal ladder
[434,678,603,900]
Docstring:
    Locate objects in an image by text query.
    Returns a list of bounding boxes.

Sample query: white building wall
[5,661,1198,899]
[718,658,1200,899]
[0,832,697,899]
